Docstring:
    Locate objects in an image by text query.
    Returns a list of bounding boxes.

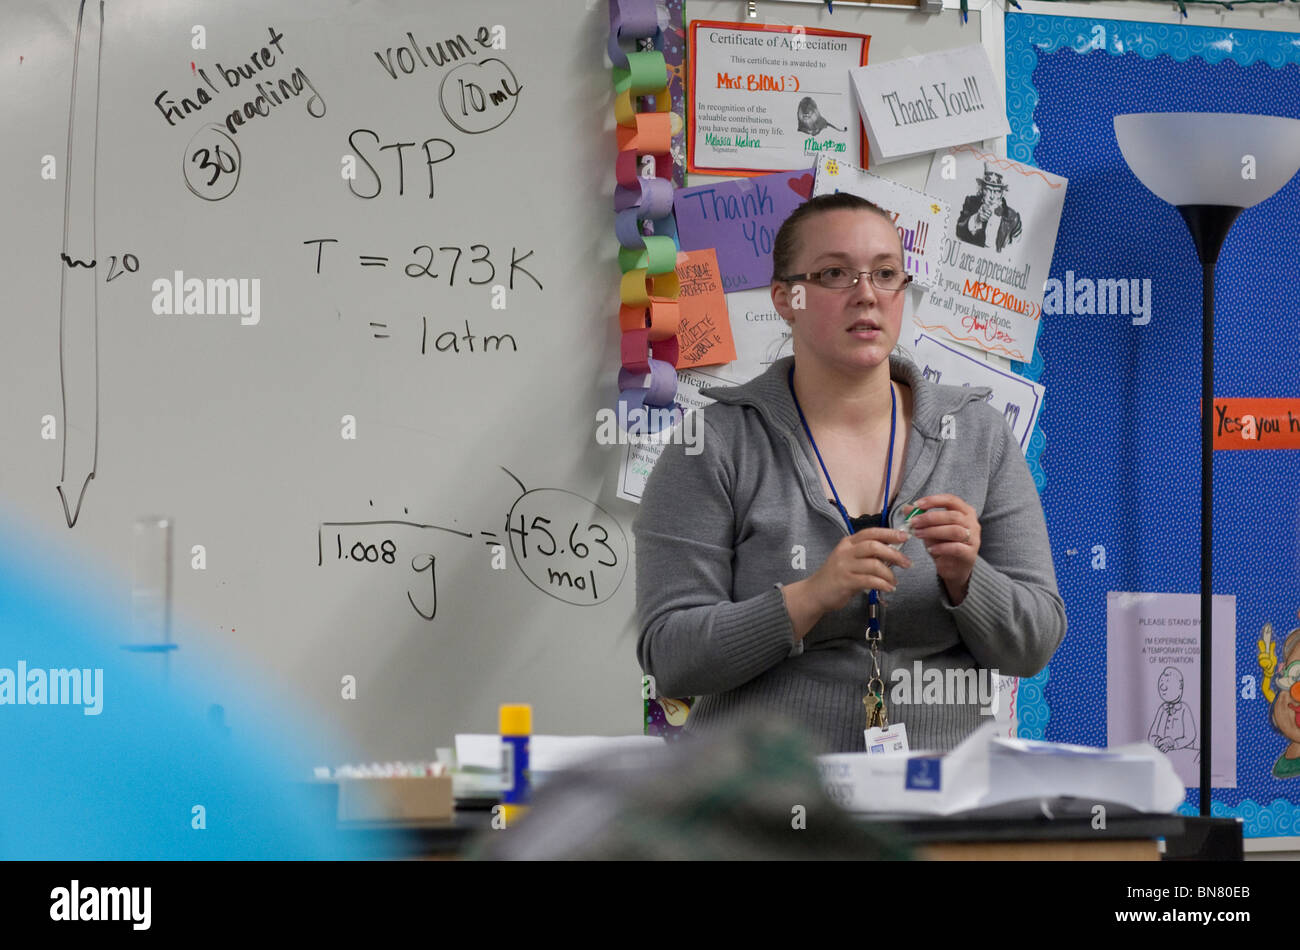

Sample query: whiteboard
[0,0,1002,764]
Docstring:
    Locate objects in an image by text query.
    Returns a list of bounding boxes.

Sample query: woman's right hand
[781,530,912,640]
[807,529,912,613]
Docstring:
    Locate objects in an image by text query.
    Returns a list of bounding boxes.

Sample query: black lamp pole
[1175,204,1242,817]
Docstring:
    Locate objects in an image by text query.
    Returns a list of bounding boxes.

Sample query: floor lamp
[1114,112,1300,816]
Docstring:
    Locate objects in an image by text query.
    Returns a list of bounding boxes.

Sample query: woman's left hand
[903,494,980,606]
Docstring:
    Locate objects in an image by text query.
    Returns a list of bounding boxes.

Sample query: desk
[333,809,1239,861]
[336,809,489,860]
[874,813,1188,861]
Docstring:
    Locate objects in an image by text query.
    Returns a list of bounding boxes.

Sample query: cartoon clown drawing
[1259,612,1300,780]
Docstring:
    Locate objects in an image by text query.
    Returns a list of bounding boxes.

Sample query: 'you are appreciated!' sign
[850,44,1009,165]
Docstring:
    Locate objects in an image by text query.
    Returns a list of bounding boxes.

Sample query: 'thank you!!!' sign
[850,44,1009,165]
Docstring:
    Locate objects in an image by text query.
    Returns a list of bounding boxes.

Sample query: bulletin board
[684,0,1002,198]
[1005,10,1300,837]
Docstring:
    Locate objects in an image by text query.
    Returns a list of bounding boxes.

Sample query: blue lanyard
[788,364,897,620]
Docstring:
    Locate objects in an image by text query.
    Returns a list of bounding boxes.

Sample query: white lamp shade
[1114,112,1300,208]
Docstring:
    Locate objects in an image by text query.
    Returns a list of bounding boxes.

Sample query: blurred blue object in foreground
[0,544,397,859]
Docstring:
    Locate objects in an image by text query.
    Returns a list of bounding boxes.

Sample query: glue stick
[499,703,531,826]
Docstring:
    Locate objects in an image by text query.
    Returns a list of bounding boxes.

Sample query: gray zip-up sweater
[633,354,1066,753]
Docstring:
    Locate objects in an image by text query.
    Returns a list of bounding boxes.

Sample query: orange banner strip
[1211,398,1300,450]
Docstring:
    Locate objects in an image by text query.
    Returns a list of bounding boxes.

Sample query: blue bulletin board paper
[1005,12,1300,836]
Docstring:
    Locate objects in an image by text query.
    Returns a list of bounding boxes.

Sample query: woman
[633,192,1065,753]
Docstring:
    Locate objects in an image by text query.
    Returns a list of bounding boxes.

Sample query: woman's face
[771,209,906,376]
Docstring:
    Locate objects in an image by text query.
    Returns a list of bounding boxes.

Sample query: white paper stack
[452,734,666,797]
[817,722,1185,816]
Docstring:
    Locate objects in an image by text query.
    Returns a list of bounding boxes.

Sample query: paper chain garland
[610,0,683,432]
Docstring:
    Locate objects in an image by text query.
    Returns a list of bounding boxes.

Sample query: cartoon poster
[1106,592,1237,788]
[913,145,1067,362]
[687,20,868,176]
[1259,612,1300,780]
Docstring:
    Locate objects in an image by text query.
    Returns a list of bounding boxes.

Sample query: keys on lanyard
[864,595,887,729]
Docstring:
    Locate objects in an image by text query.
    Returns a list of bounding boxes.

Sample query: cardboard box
[336,775,454,822]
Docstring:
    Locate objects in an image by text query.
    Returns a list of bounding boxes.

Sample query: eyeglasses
[779,266,914,293]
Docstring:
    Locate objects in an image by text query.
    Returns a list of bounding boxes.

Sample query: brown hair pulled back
[770,193,899,283]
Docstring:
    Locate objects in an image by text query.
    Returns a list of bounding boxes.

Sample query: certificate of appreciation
[687,20,869,176]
